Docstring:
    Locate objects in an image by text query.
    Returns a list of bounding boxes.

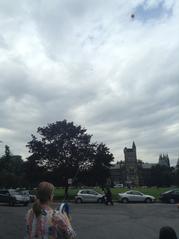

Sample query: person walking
[105,188,113,206]
[25,182,76,239]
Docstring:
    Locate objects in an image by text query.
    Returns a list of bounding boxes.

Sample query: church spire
[132,141,136,149]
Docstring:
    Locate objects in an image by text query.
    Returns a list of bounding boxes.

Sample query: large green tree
[26,120,95,197]
[26,120,114,195]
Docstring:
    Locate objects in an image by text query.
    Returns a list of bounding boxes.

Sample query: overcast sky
[0,0,179,165]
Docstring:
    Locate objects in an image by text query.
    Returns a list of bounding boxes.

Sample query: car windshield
[80,191,87,194]
[9,190,21,196]
[164,190,173,194]
[18,191,29,195]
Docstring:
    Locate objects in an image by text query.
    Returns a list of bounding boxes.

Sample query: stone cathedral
[123,142,139,186]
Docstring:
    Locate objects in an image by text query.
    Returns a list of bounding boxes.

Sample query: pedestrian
[105,188,113,206]
[101,188,106,204]
[159,226,177,239]
[25,181,76,239]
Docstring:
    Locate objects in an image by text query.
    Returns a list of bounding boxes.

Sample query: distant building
[142,162,156,169]
[138,162,157,186]
[110,143,157,186]
[110,160,156,186]
[124,142,139,186]
[158,154,170,167]
[110,142,139,186]
[110,143,174,186]
[110,161,125,185]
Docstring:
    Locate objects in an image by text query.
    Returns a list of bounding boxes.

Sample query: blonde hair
[33,182,54,217]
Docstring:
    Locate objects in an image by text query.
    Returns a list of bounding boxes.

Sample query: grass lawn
[54,186,172,201]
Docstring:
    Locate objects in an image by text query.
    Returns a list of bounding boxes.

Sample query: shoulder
[52,211,76,238]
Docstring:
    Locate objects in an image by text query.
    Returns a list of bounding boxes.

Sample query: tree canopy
[0,145,24,188]
[26,120,114,189]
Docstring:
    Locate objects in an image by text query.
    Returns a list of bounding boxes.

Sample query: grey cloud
[0,60,29,99]
[0,0,178,164]
[27,0,144,59]
[0,35,8,48]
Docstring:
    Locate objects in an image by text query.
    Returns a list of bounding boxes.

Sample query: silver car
[75,189,104,203]
[118,190,155,203]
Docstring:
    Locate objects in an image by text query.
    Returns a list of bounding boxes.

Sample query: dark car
[0,189,29,206]
[159,189,179,204]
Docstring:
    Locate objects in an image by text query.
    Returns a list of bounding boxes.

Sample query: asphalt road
[0,203,179,239]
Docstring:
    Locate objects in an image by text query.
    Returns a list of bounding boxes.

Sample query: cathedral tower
[124,142,139,186]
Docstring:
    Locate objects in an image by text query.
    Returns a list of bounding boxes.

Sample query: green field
[53,187,173,201]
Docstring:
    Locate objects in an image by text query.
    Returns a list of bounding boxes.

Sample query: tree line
[0,119,179,192]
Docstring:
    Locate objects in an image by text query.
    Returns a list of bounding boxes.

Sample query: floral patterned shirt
[25,207,76,239]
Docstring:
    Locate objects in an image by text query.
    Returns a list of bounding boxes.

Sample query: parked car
[75,189,105,203]
[18,190,36,203]
[118,190,155,203]
[0,189,29,206]
[159,189,179,204]
[114,184,124,188]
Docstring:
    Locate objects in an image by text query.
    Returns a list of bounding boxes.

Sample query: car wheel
[122,198,129,203]
[97,198,102,203]
[145,198,152,203]
[169,198,175,204]
[76,198,83,203]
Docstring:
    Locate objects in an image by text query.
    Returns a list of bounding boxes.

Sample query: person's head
[159,226,177,239]
[37,181,54,203]
[33,182,54,217]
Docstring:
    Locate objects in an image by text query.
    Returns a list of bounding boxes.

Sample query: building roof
[110,162,124,170]
[142,163,156,169]
[124,142,136,153]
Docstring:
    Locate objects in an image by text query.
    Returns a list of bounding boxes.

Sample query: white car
[0,189,29,206]
[18,190,36,202]
[114,184,124,188]
[118,190,155,203]
[75,189,105,203]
